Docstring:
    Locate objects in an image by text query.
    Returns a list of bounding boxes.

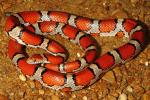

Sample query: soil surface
[0,0,150,100]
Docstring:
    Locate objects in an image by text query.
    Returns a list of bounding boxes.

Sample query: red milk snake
[5,11,145,91]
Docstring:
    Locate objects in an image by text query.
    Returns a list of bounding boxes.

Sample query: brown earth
[0,0,150,100]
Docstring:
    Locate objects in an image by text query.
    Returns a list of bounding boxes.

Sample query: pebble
[126,86,133,92]
[9,92,14,96]
[39,89,45,95]
[144,61,149,67]
[69,98,73,100]
[29,81,35,89]
[130,0,138,3]
[127,94,136,100]
[107,95,117,100]
[113,66,122,76]
[118,93,127,100]
[72,94,76,98]
[77,52,81,58]
[37,97,44,100]
[142,93,150,100]
[19,74,26,82]
[51,95,60,100]
[102,71,116,83]
[18,91,25,97]
[82,96,88,100]
[111,9,128,18]
[139,59,144,64]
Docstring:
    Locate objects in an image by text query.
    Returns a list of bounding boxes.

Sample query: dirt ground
[0,0,150,100]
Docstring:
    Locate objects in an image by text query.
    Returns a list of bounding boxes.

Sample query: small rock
[37,97,44,100]
[111,9,128,18]
[77,52,81,58]
[139,59,144,64]
[127,94,136,100]
[29,81,35,89]
[130,0,138,4]
[18,91,25,97]
[69,98,73,100]
[82,96,88,100]
[118,93,127,100]
[107,95,117,100]
[126,86,133,92]
[72,94,76,98]
[19,74,26,82]
[39,89,45,95]
[9,92,14,96]
[51,95,60,100]
[144,61,149,67]
[142,93,150,100]
[102,71,116,83]
[113,66,122,76]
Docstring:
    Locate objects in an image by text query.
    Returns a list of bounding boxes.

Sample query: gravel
[0,0,149,99]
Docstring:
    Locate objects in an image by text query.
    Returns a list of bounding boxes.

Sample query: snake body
[5,11,145,91]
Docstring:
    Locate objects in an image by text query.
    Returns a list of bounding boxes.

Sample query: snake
[5,11,145,91]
